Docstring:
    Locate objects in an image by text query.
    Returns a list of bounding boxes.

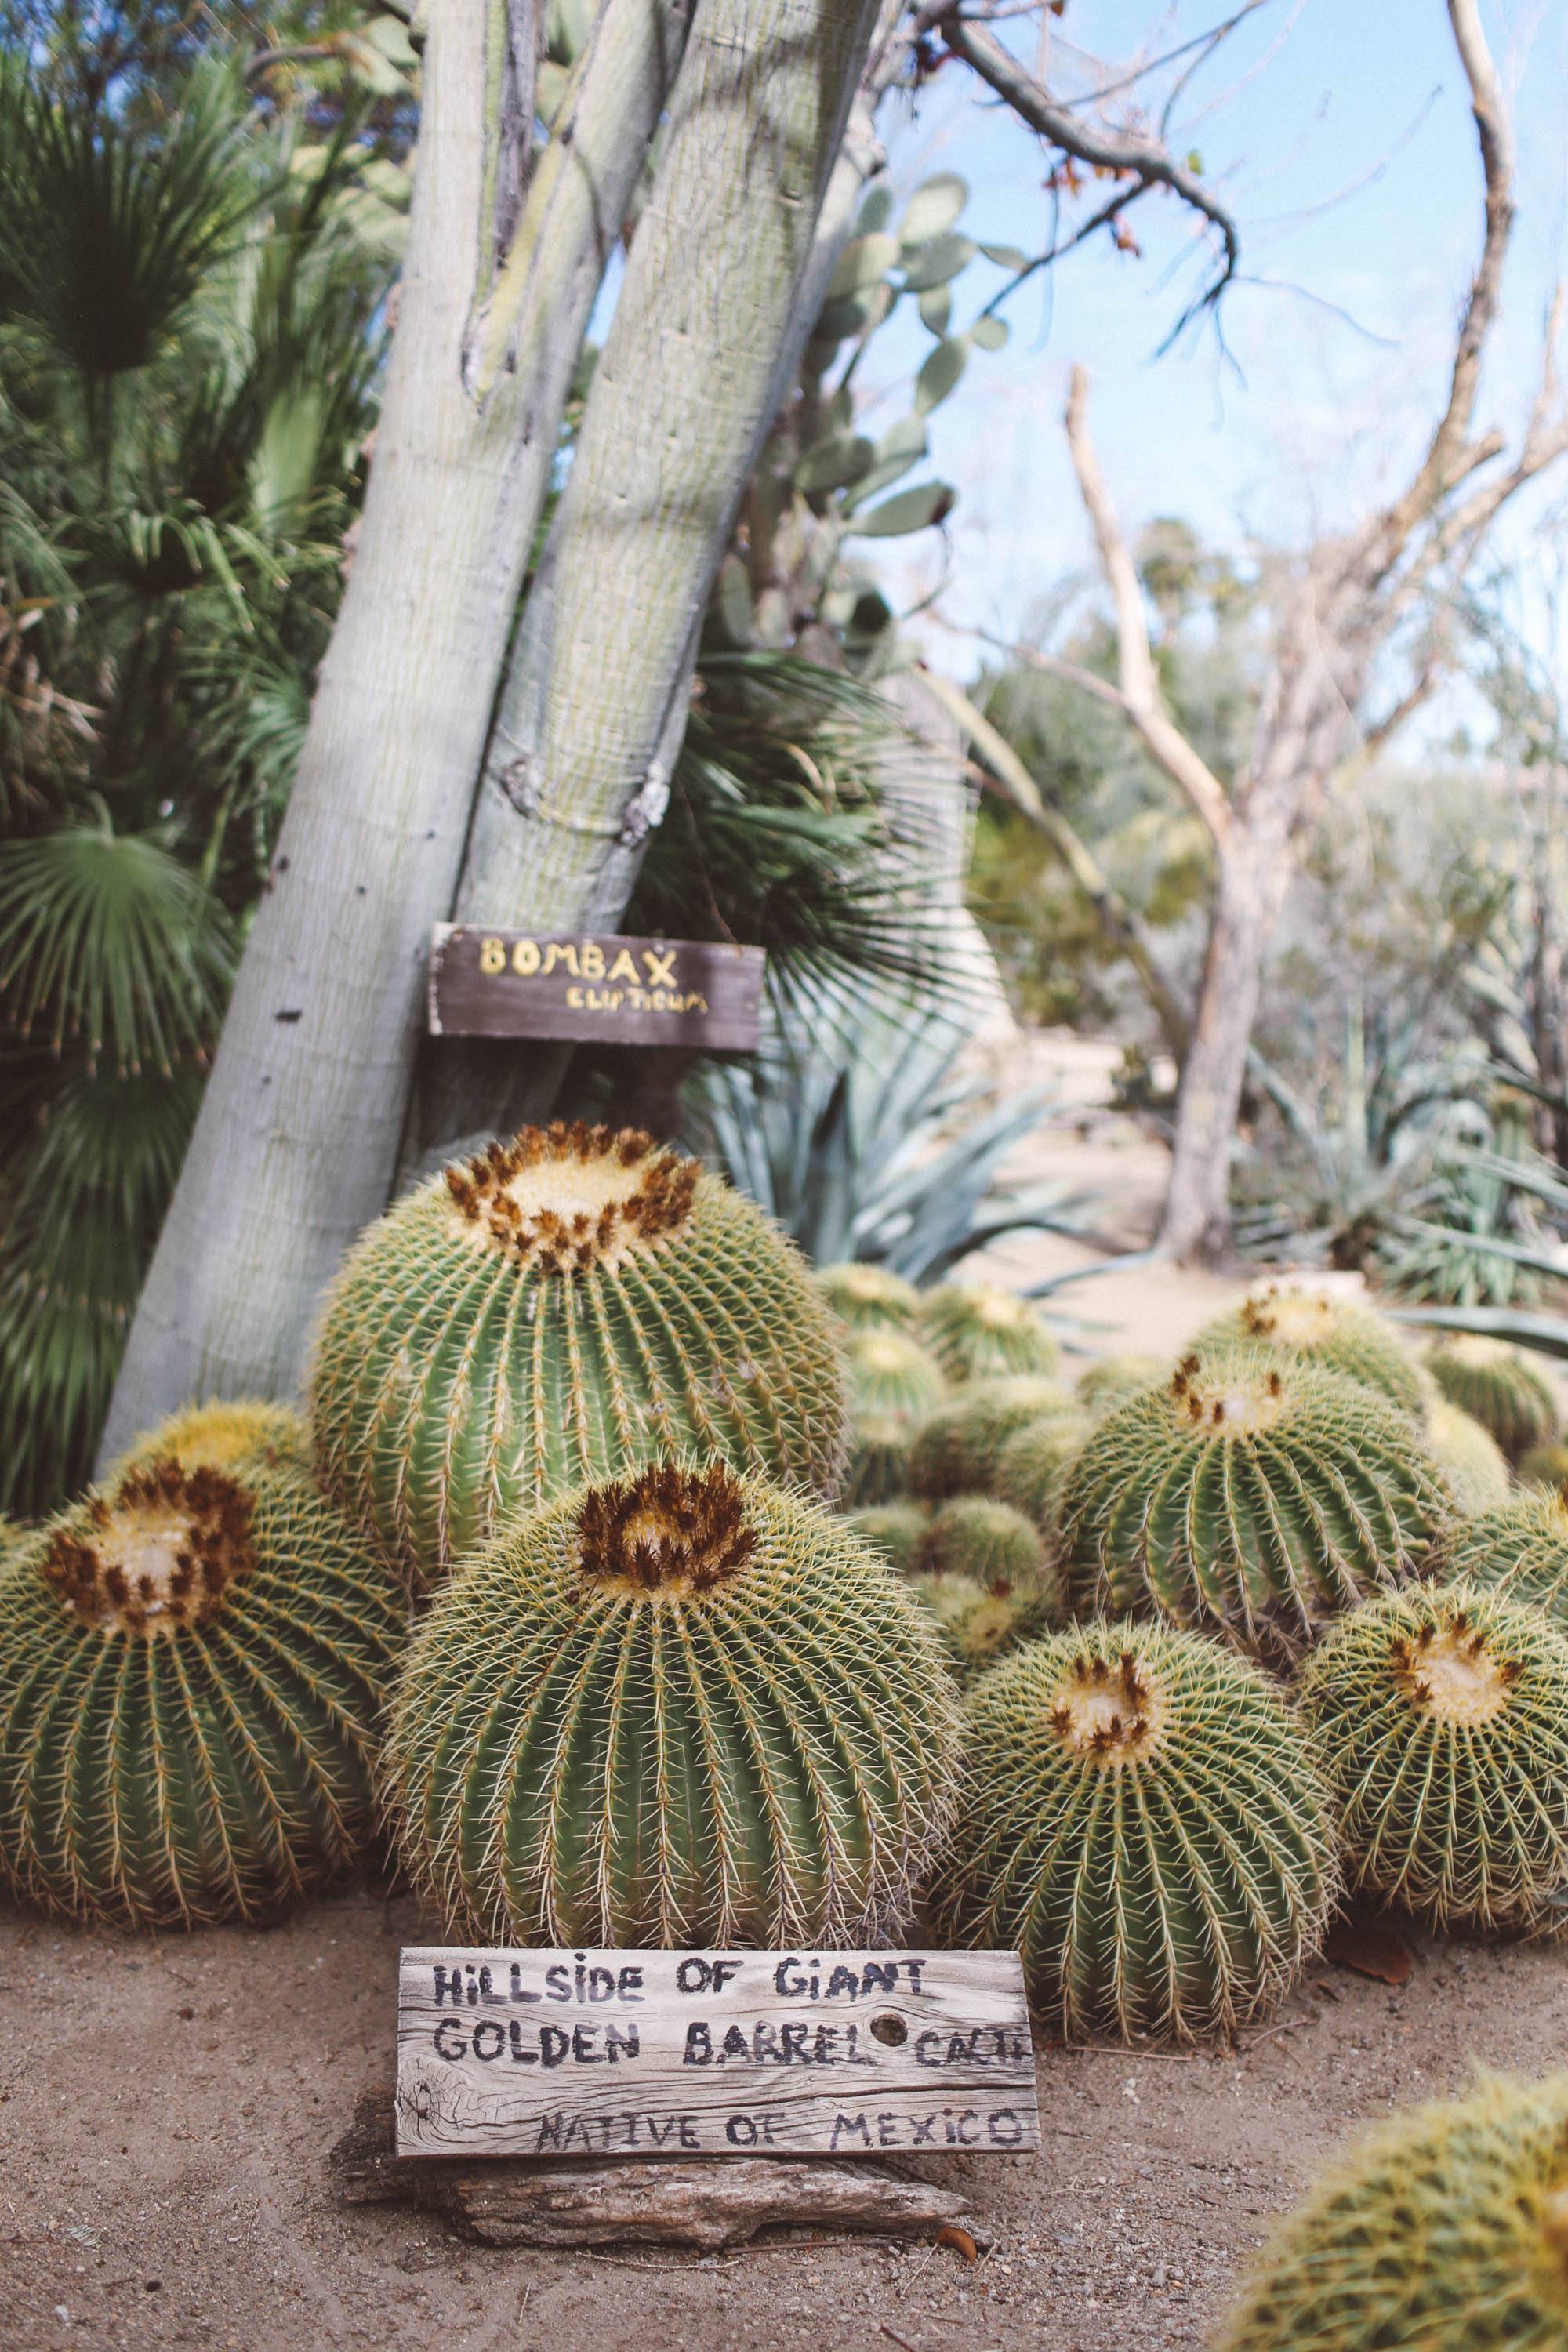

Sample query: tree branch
[1063,367,1234,845]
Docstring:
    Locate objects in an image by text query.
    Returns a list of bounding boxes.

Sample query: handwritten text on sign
[395,1947,1038,2160]
[426,927,765,1050]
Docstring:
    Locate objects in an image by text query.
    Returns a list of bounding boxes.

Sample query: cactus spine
[384,1461,960,1946]
[1427,1336,1561,1460]
[0,1456,404,1927]
[920,1283,1059,1385]
[1432,1493,1568,1629]
[844,1330,946,1506]
[1075,1354,1165,1414]
[1214,2071,1568,2352]
[1427,1398,1512,1515]
[907,1571,1054,1679]
[908,1377,1077,1501]
[1298,1580,1568,1933]
[992,1414,1091,1530]
[108,1399,312,1483]
[844,1501,929,1577]
[312,1123,849,1586]
[815,1261,922,1338]
[1194,1283,1428,1418]
[1052,1350,1446,1665]
[934,1620,1336,2043]
[914,1496,1049,1592]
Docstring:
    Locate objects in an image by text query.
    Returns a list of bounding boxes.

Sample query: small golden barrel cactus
[1074,1353,1165,1414]
[0,1455,404,1927]
[1432,1493,1568,1628]
[1428,1335,1561,1460]
[1194,1282,1428,1417]
[312,1123,849,1585]
[914,1495,1049,1592]
[908,1376,1076,1501]
[1214,2071,1568,2352]
[1054,1349,1446,1666]
[1427,1397,1512,1515]
[920,1282,1059,1384]
[933,1620,1336,2043]
[1298,1580,1568,1934]
[844,1329,946,1506]
[815,1261,922,1338]
[383,1461,960,1946]
[907,1570,1054,1679]
[107,1399,312,1483]
[992,1413,1091,1530]
[844,1500,929,1576]
[1520,1440,1568,1493]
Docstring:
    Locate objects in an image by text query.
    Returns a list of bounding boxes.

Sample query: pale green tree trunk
[100,0,691,1460]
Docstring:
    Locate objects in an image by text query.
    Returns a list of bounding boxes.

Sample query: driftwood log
[330,2092,992,2252]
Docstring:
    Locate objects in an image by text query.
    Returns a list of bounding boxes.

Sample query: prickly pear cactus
[1520,1440,1568,1493]
[908,1377,1076,1501]
[920,1283,1059,1385]
[907,1569,1055,1679]
[1194,1283,1428,1417]
[1432,1493,1568,1628]
[108,1399,311,1483]
[1214,2071,1568,2352]
[1075,1354,1165,1414]
[1298,1580,1568,1933]
[815,1261,922,1339]
[991,1414,1090,1530]
[384,1461,960,1946]
[1427,1335,1561,1460]
[844,1501,929,1577]
[844,1330,947,1506]
[933,1619,1336,2043]
[0,1457,404,1927]
[1427,1398,1512,1515]
[312,1123,849,1585]
[914,1495,1049,1592]
[1053,1349,1446,1666]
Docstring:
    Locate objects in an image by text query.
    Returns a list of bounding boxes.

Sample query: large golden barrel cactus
[1193,1282,1428,1417]
[384,1461,960,1947]
[108,1399,311,1483]
[0,1454,403,1927]
[920,1283,1059,1384]
[1053,1349,1446,1666]
[312,1123,848,1585]
[1432,1491,1568,1627]
[1427,1334,1561,1460]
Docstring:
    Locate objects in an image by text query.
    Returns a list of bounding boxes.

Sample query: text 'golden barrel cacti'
[312,1123,848,1585]
[384,1461,960,1947]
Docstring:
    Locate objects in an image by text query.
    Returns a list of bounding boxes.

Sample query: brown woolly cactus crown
[40,1461,253,1635]
[444,1121,699,1274]
[1169,1350,1289,1433]
[576,1463,757,1597]
[1049,1645,1170,1765]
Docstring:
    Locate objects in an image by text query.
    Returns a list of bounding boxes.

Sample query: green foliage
[312,1124,850,1588]
[844,1500,927,1577]
[383,1460,960,1945]
[844,1328,946,1507]
[0,1450,403,1925]
[1192,1283,1428,1417]
[920,1283,1061,1385]
[1298,1580,1568,1934]
[991,1412,1091,1530]
[1427,1399,1512,1516]
[1427,1337,1561,1459]
[1214,2072,1568,2352]
[934,1619,1337,2043]
[1432,1494,1568,1627]
[1054,1349,1447,1666]
[908,1377,1076,1501]
[815,1261,922,1338]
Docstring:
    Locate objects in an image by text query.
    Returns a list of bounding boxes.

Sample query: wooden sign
[396,1947,1038,2161]
[427,927,765,1050]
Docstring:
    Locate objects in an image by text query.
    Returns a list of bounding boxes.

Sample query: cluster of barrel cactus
[1427,1334,1561,1461]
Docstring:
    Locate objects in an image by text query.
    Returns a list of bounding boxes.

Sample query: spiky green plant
[1298,1580,1568,1933]
[908,1376,1077,1501]
[1428,1336,1562,1460]
[0,1452,404,1927]
[1432,1493,1568,1627]
[1214,2071,1568,2352]
[1427,1399,1512,1515]
[914,1496,1049,1592]
[815,1261,923,1338]
[1075,1354,1165,1414]
[312,1123,850,1587]
[992,1413,1091,1530]
[920,1283,1060,1385]
[932,1619,1337,2043]
[1194,1283,1428,1418]
[844,1501,929,1576]
[107,1399,311,1484]
[383,1461,960,1945]
[1053,1350,1447,1666]
[844,1329,946,1506]
[1521,1442,1568,1493]
[907,1570,1055,1679]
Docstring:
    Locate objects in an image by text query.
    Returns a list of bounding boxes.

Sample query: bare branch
[1063,367,1234,844]
[940,12,1241,317]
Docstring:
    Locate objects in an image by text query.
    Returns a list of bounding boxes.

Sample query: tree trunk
[1156,838,1276,1265]
[409,0,886,1159]
[99,0,691,1461]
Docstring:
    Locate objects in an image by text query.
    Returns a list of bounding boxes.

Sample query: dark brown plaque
[428,927,764,1050]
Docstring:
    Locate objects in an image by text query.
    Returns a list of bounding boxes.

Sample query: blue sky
[872,0,1568,677]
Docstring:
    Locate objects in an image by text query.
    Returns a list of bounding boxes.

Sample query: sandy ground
[5,1029,1564,2352]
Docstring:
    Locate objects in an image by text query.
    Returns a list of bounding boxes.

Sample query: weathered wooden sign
[396,1947,1038,2161]
[427,927,765,1050]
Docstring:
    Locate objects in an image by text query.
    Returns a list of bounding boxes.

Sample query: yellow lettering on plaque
[567,985,584,1008]
[642,948,677,987]
[580,942,605,980]
[607,949,639,985]
[543,943,579,977]
[511,938,541,976]
[479,937,506,975]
